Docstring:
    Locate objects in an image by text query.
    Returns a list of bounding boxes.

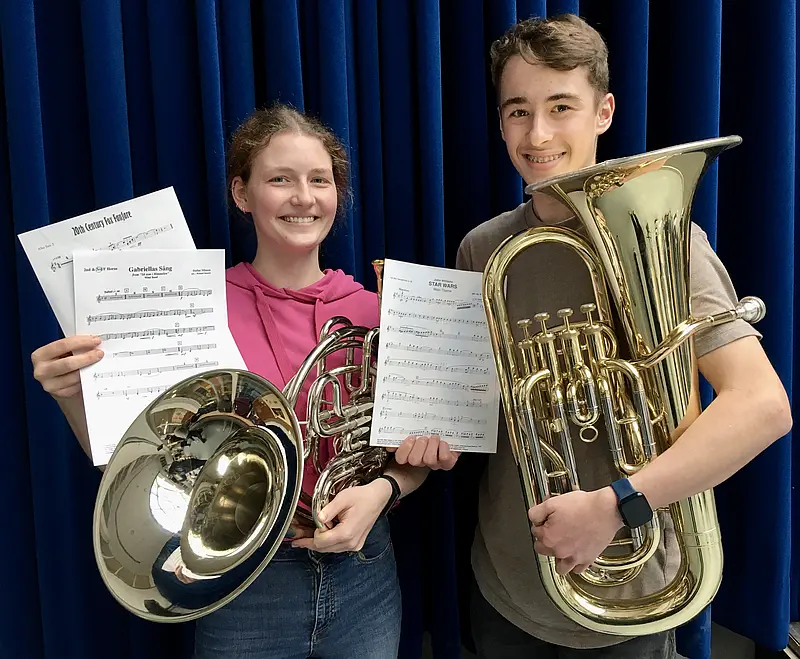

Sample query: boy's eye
[553,104,571,113]
[509,108,529,118]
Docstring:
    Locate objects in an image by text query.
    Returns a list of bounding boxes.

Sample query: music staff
[382,373,490,392]
[88,307,213,324]
[385,341,491,361]
[48,223,175,272]
[380,391,487,408]
[391,291,484,310]
[96,384,170,399]
[386,309,484,325]
[96,288,212,303]
[385,325,488,342]
[382,357,491,375]
[93,360,219,379]
[112,342,217,358]
[98,325,215,341]
[378,409,488,425]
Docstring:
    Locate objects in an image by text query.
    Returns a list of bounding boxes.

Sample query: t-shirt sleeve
[690,224,762,358]
[455,234,474,271]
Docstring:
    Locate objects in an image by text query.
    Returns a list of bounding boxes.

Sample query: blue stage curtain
[0,2,795,658]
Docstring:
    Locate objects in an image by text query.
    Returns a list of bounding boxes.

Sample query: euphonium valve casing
[482,136,766,635]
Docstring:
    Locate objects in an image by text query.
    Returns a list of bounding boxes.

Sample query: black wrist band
[376,474,401,517]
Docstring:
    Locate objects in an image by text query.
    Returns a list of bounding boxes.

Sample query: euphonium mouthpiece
[737,296,767,324]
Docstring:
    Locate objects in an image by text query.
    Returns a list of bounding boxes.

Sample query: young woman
[30,104,458,658]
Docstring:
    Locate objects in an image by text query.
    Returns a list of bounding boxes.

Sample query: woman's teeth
[280,216,316,224]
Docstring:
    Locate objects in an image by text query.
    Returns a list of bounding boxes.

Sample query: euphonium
[92,260,388,622]
[482,136,766,635]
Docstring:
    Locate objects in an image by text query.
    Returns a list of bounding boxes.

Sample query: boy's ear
[596,92,615,135]
[497,106,506,141]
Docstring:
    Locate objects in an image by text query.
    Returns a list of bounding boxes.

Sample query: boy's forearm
[628,388,791,510]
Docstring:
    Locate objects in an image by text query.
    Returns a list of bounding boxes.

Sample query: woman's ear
[231,177,249,213]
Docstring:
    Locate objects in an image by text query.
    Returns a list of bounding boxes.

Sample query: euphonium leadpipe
[92,260,388,622]
[482,136,766,635]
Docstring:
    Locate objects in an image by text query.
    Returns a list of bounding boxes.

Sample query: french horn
[92,261,388,622]
[482,136,766,635]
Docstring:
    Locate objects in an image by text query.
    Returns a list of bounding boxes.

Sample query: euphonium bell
[482,136,766,635]
[93,261,387,622]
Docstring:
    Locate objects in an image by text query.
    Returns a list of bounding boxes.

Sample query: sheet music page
[17,187,195,336]
[74,249,247,466]
[371,259,499,453]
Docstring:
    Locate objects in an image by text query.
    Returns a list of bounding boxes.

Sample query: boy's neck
[530,193,578,225]
[251,246,325,290]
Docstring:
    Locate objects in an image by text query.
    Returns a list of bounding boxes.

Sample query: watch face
[622,493,653,528]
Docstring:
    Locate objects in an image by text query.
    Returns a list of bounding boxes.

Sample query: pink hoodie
[226,262,380,500]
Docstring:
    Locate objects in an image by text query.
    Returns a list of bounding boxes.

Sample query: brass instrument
[92,260,387,622]
[482,136,766,635]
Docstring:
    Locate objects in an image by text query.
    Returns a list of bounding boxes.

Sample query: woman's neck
[250,246,325,290]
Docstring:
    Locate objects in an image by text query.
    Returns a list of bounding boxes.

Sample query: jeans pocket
[354,517,393,564]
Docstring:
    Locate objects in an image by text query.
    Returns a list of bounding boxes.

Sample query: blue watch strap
[610,478,636,502]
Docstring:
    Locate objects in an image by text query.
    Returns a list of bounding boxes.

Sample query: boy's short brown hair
[490,14,609,96]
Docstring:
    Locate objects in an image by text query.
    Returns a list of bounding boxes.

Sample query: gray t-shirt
[455,200,760,649]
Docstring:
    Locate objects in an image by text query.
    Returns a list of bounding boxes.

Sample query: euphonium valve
[483,136,766,635]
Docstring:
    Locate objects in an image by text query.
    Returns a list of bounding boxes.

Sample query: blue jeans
[193,516,402,659]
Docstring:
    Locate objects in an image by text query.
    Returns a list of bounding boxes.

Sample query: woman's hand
[390,434,460,470]
[290,479,392,553]
[31,335,104,399]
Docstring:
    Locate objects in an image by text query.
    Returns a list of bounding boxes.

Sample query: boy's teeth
[527,154,562,163]
[281,216,315,224]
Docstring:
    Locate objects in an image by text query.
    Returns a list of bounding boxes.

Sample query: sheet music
[74,249,247,466]
[17,187,195,336]
[371,259,499,453]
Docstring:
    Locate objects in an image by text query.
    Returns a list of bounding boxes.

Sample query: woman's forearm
[377,461,430,499]
[56,395,93,462]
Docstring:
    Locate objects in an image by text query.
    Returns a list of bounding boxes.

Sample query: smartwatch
[376,474,401,517]
[610,478,652,528]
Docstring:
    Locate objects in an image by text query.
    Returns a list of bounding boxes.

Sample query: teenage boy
[454,14,792,658]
